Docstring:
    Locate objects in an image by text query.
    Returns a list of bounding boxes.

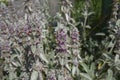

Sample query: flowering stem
[83,16,87,42]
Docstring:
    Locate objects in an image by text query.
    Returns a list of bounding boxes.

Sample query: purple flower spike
[0,41,11,52]
[55,28,67,53]
[47,70,56,80]
[70,27,79,44]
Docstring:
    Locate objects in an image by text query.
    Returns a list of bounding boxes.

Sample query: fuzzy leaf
[58,74,64,80]
[72,66,77,76]
[31,45,36,53]
[30,70,39,80]
[89,63,95,78]
[80,73,92,80]
[65,64,71,71]
[80,62,89,73]
[40,53,49,64]
[95,33,105,36]
[106,69,113,80]
[85,25,91,29]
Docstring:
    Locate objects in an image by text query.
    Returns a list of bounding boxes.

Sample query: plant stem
[83,16,87,42]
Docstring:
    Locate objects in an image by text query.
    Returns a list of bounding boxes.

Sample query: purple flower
[56,29,67,42]
[55,28,67,53]
[70,27,79,44]
[0,41,11,52]
[70,27,80,55]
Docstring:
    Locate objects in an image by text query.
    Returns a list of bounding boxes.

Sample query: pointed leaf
[95,33,105,36]
[72,66,77,76]
[106,69,113,80]
[80,62,89,73]
[40,53,49,64]
[30,70,39,80]
[80,73,92,80]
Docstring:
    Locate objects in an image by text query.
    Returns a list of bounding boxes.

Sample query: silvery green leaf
[65,64,71,71]
[40,53,49,64]
[95,33,105,36]
[25,14,28,20]
[107,38,116,53]
[31,45,36,53]
[114,55,120,70]
[115,54,119,64]
[116,19,120,26]
[109,35,115,39]
[81,22,84,26]
[89,63,95,78]
[114,50,120,54]
[60,58,64,66]
[30,70,39,80]
[58,74,64,80]
[9,70,17,80]
[38,72,43,80]
[103,54,112,60]
[65,13,69,22]
[0,2,6,9]
[72,66,77,76]
[80,73,92,80]
[108,41,115,48]
[76,66,80,75]
[11,62,18,67]
[80,62,89,73]
[85,25,91,29]
[106,69,113,80]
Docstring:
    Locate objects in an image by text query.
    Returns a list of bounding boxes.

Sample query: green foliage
[73,0,102,22]
[0,0,8,5]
